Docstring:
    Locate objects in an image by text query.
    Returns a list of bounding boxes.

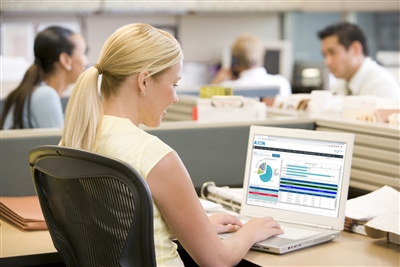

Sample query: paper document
[364,209,400,245]
[366,209,399,235]
[345,185,400,221]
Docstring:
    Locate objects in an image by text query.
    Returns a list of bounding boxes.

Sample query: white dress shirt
[220,67,292,96]
[330,57,399,99]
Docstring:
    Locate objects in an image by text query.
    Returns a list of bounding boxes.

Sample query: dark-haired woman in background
[0,26,88,129]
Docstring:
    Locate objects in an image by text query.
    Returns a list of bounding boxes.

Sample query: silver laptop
[220,125,354,254]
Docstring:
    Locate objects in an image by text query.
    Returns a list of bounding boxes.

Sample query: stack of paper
[344,186,399,236]
[365,209,400,245]
[0,196,47,230]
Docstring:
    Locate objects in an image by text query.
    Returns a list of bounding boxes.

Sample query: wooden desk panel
[244,231,400,266]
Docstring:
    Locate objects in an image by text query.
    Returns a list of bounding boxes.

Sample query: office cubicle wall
[0,119,314,196]
[166,88,281,121]
[179,86,281,99]
[146,120,314,190]
[315,119,400,192]
[0,129,63,196]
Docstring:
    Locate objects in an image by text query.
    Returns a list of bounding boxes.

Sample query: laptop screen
[246,133,347,218]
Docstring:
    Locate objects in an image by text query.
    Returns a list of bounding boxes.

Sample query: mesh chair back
[29,145,156,267]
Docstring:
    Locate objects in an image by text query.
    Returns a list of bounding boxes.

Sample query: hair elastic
[94,63,103,74]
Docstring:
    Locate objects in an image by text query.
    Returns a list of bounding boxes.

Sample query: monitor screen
[264,50,280,75]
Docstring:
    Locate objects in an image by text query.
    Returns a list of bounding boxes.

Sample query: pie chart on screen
[258,162,273,182]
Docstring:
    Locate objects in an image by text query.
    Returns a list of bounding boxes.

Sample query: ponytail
[60,67,102,150]
[0,64,43,129]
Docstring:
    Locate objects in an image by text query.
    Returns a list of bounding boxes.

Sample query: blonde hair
[231,33,264,69]
[60,23,183,150]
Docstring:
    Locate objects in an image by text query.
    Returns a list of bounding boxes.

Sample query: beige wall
[1,12,280,93]
[179,13,280,62]
[1,13,280,64]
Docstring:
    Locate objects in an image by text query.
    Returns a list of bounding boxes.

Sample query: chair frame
[29,145,156,267]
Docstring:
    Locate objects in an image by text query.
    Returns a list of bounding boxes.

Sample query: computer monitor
[222,40,293,83]
[291,61,330,93]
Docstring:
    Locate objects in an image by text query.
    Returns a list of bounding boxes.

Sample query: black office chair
[29,145,156,267]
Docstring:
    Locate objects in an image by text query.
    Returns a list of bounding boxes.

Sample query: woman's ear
[59,52,73,71]
[137,70,150,93]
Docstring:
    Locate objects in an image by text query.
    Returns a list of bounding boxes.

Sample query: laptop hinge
[316,224,333,230]
[276,219,333,230]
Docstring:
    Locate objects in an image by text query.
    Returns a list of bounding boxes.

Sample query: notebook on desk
[219,125,354,254]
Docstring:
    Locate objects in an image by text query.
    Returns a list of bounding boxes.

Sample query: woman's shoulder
[98,116,173,168]
[32,83,59,99]
[29,84,62,112]
[101,116,164,144]
[101,115,142,134]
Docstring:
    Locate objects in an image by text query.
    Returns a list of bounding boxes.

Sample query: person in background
[318,22,399,99]
[0,26,88,129]
[60,23,283,267]
[211,33,292,96]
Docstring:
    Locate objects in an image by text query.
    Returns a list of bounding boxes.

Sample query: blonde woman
[60,23,283,266]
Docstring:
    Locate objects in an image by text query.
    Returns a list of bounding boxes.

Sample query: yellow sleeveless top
[95,115,184,266]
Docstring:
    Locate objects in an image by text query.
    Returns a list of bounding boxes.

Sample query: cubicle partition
[145,119,314,190]
[0,129,63,196]
[2,117,397,198]
[0,118,314,197]
[178,85,280,98]
[165,88,280,121]
[315,118,400,192]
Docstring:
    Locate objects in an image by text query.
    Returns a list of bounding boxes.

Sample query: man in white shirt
[318,22,399,99]
[212,33,292,96]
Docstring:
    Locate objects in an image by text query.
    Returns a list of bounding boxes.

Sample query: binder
[200,181,242,212]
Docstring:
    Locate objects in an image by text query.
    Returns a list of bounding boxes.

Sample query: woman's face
[68,34,88,84]
[140,61,182,127]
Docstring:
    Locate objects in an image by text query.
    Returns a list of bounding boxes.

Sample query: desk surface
[0,219,59,267]
[1,219,55,256]
[245,230,400,266]
[1,219,399,267]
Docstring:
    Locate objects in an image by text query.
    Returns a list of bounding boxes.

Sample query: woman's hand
[242,217,284,243]
[208,213,243,234]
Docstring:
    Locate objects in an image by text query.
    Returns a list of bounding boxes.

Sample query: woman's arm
[147,151,283,267]
[211,68,234,84]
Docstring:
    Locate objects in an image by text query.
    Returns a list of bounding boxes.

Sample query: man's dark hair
[318,22,368,56]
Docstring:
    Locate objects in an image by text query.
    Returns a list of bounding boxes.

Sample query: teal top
[3,82,64,129]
